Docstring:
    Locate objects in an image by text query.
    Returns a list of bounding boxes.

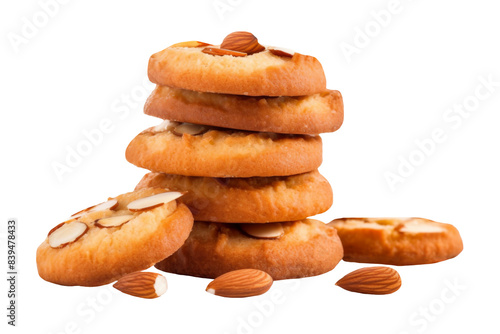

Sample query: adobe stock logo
[384,74,499,191]
[51,77,154,182]
[398,277,466,334]
[6,0,72,54]
[212,0,245,20]
[339,0,412,64]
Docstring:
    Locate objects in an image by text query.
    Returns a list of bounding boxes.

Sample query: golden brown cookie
[134,170,333,223]
[36,188,194,286]
[148,32,326,96]
[328,217,463,265]
[155,219,343,280]
[144,86,344,135]
[125,121,322,177]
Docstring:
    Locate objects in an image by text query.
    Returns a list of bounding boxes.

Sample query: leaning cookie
[135,170,333,223]
[148,32,326,96]
[328,217,463,265]
[144,86,343,135]
[36,188,194,286]
[125,121,322,178]
[155,219,343,280]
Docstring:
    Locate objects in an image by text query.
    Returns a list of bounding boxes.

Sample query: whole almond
[206,269,273,298]
[113,272,168,299]
[336,266,401,295]
[220,31,265,55]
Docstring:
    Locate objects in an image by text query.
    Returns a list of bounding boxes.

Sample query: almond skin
[48,221,89,248]
[170,41,211,48]
[202,47,247,57]
[113,272,167,299]
[206,269,273,298]
[336,266,401,295]
[220,31,265,55]
[269,48,294,58]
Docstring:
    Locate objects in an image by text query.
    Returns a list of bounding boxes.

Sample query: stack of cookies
[36,32,464,292]
[125,32,345,280]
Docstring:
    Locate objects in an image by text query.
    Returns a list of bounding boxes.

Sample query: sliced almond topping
[95,215,135,228]
[374,218,401,225]
[240,223,284,239]
[48,221,88,248]
[206,269,273,298]
[172,123,208,136]
[220,31,265,55]
[70,199,118,219]
[152,120,178,133]
[202,47,247,57]
[113,272,168,299]
[169,41,211,48]
[268,47,295,58]
[90,199,118,212]
[398,221,444,234]
[69,207,93,219]
[127,191,184,212]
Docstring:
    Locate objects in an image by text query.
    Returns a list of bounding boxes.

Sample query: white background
[1,0,499,333]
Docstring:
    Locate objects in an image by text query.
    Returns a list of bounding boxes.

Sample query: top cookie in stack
[126,31,343,178]
[145,32,343,135]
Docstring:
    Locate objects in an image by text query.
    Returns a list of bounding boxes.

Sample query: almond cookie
[155,219,343,280]
[135,170,333,223]
[125,121,322,177]
[36,188,194,286]
[328,217,463,265]
[148,32,326,96]
[144,86,344,135]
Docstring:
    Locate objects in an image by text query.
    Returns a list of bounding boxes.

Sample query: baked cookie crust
[36,188,194,286]
[328,217,463,265]
[148,46,326,96]
[125,123,322,177]
[155,219,343,280]
[144,86,344,135]
[135,170,333,223]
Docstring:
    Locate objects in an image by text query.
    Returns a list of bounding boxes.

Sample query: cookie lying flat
[155,219,343,280]
[36,188,194,286]
[125,121,322,177]
[135,170,333,223]
[328,217,463,265]
[144,86,344,135]
[148,32,326,96]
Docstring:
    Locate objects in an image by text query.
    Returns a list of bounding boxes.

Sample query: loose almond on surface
[113,272,168,299]
[206,269,273,298]
[336,266,401,295]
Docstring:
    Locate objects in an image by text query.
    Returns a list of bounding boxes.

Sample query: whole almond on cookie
[220,31,265,55]
[113,272,168,299]
[206,269,273,298]
[336,266,401,295]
